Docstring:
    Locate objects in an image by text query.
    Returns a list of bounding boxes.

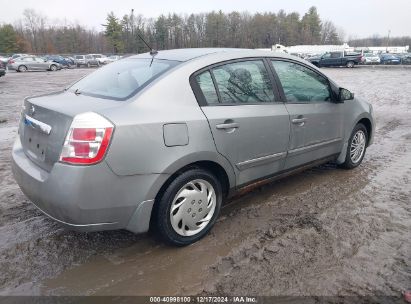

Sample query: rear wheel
[18,65,27,72]
[339,123,368,169]
[346,61,355,68]
[154,169,222,246]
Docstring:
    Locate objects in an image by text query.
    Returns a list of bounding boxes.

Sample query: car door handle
[292,118,307,125]
[216,122,239,130]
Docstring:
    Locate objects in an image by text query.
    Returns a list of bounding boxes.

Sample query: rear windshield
[69,58,179,100]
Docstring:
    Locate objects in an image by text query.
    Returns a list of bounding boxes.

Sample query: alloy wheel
[350,130,366,163]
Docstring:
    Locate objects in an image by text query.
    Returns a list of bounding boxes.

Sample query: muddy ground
[0,67,410,297]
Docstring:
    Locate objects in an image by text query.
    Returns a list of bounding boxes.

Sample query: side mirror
[338,88,354,102]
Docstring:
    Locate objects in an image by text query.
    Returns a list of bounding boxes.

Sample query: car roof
[129,48,297,62]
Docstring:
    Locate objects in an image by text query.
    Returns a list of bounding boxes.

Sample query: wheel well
[149,161,230,230]
[357,118,372,145]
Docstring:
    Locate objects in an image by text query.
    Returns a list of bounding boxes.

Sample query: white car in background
[363,53,381,64]
[106,55,122,63]
[90,54,109,64]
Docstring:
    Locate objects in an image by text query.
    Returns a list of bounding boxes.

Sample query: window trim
[189,57,283,107]
[268,58,338,104]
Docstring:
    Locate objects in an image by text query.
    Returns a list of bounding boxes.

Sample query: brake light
[59,112,114,165]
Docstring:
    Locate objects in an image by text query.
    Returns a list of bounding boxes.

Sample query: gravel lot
[0,67,410,297]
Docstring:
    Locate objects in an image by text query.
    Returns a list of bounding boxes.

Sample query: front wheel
[154,169,222,246]
[50,64,57,71]
[339,123,368,169]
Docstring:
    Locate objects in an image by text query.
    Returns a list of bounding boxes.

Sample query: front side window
[212,60,275,104]
[271,60,332,102]
[69,58,179,100]
[195,71,219,104]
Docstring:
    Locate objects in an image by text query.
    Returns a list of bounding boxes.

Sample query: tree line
[0,7,409,55]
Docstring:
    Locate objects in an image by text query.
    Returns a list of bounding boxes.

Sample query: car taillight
[9,60,14,64]
[59,112,114,165]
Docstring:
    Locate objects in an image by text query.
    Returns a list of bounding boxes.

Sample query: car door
[321,52,341,66]
[319,53,332,66]
[192,59,290,186]
[22,57,35,70]
[34,57,47,70]
[270,59,344,170]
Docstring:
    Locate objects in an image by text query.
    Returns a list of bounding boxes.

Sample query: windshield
[69,58,179,100]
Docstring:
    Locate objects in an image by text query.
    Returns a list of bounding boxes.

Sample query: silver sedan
[12,49,375,246]
[9,56,62,72]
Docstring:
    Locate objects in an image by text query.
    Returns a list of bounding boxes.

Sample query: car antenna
[136,32,158,56]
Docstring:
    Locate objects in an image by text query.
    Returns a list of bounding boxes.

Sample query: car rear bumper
[12,137,168,233]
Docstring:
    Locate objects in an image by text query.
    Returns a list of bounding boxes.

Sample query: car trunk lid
[19,91,121,172]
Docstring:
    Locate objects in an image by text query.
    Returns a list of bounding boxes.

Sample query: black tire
[154,168,222,246]
[339,123,368,169]
[346,61,355,68]
[50,64,57,71]
[18,65,27,72]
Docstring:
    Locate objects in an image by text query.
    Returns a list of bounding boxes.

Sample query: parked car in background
[379,53,401,64]
[8,54,29,65]
[0,61,5,77]
[12,48,375,246]
[400,54,411,64]
[0,56,9,64]
[106,55,122,63]
[308,51,363,68]
[8,56,62,72]
[362,53,381,64]
[10,54,28,60]
[65,57,76,66]
[45,55,73,68]
[90,54,109,64]
[74,55,100,67]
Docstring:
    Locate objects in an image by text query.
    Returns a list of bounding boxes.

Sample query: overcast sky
[1,0,410,39]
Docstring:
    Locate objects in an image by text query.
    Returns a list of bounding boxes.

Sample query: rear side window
[271,60,331,102]
[70,58,179,100]
[212,60,275,104]
[195,71,219,104]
